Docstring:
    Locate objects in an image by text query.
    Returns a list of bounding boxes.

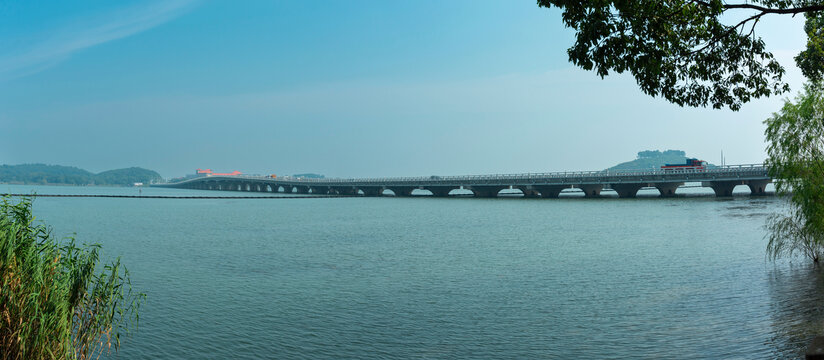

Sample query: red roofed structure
[195,169,241,177]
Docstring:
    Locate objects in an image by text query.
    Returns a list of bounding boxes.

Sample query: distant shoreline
[0,193,347,199]
[0,182,138,187]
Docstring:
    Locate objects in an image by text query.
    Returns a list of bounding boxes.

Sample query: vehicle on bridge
[661,158,707,171]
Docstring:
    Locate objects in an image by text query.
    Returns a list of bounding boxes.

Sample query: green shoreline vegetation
[0,197,143,359]
[0,164,162,186]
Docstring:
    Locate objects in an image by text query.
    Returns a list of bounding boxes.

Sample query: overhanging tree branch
[692,1,824,14]
[536,0,817,110]
[721,3,824,14]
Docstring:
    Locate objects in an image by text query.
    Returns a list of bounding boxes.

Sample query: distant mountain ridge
[606,150,715,171]
[0,164,162,186]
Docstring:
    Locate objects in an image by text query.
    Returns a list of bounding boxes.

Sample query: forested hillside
[0,164,162,186]
[606,150,716,172]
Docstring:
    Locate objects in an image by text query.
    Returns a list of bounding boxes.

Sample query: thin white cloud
[0,0,196,80]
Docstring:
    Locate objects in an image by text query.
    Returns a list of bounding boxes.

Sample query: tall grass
[0,196,144,360]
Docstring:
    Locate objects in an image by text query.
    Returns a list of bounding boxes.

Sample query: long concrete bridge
[155,164,772,198]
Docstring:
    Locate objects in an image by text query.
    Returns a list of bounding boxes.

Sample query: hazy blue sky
[0,0,809,178]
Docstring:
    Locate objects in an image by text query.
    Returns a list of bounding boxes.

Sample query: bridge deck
[155,164,772,198]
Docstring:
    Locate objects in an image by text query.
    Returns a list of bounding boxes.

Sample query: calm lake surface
[5,184,824,359]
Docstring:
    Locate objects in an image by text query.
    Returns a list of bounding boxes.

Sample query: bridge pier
[360,187,384,197]
[655,182,683,197]
[387,187,414,197]
[310,186,329,195]
[331,186,358,195]
[295,186,310,194]
[702,181,739,197]
[747,180,771,195]
[469,186,507,198]
[534,185,567,198]
[577,184,604,198]
[611,183,644,198]
[516,186,540,198]
[426,186,455,197]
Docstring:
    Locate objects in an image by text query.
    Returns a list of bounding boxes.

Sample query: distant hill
[93,167,163,185]
[0,164,162,186]
[606,150,716,172]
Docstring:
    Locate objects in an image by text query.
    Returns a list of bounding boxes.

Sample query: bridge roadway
[156,164,772,198]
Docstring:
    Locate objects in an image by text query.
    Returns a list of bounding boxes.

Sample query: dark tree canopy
[796,10,824,82]
[0,164,162,186]
[538,0,824,110]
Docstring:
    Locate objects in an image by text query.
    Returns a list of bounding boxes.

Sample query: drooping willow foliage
[0,196,144,359]
[766,205,824,262]
[764,83,824,262]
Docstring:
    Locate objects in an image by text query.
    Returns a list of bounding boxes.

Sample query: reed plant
[0,196,144,360]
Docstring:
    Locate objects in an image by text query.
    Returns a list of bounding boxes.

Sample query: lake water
[4,184,824,359]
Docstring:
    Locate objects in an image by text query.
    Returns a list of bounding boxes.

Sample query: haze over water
[7,184,823,359]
